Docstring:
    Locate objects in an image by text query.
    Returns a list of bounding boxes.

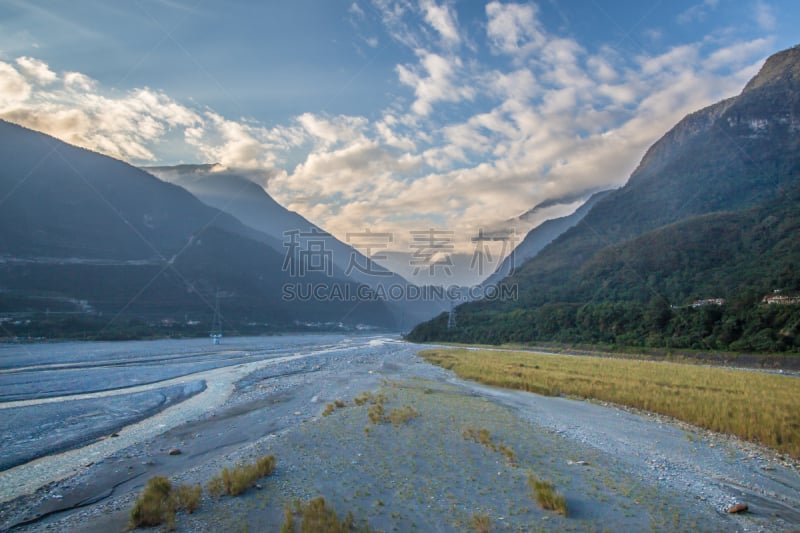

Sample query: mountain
[145,164,404,286]
[481,190,613,288]
[408,44,800,352]
[146,164,449,326]
[0,120,394,334]
[0,124,269,261]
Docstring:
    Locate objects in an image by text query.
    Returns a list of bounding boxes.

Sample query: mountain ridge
[145,164,447,325]
[408,43,800,351]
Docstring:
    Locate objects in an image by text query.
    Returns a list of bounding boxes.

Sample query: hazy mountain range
[0,126,466,335]
[0,121,397,332]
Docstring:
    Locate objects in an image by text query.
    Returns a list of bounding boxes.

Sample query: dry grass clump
[388,405,419,426]
[421,348,800,458]
[171,483,202,514]
[206,475,224,499]
[323,400,348,416]
[354,391,387,406]
[471,513,491,532]
[462,427,516,465]
[353,392,371,406]
[463,428,493,447]
[256,454,276,477]
[128,477,203,530]
[367,401,385,424]
[280,497,375,533]
[129,476,174,530]
[527,474,567,516]
[357,390,418,427]
[206,454,276,497]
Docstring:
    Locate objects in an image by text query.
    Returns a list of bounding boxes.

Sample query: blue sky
[1,0,798,259]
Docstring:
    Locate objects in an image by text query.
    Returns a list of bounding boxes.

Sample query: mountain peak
[743,43,800,93]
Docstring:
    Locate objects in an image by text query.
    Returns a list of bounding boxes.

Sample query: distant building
[692,298,726,308]
[762,294,800,305]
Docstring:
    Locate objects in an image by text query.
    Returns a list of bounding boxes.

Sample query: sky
[1,0,799,263]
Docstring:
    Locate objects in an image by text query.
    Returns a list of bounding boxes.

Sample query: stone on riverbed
[726,503,748,514]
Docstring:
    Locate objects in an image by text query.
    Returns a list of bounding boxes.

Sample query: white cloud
[396,50,473,115]
[677,0,719,24]
[370,0,420,49]
[0,59,206,162]
[486,68,538,102]
[420,0,461,46]
[63,71,95,91]
[297,113,368,147]
[704,37,773,71]
[754,1,776,31]
[638,44,700,77]
[349,2,365,18]
[587,55,618,83]
[643,28,663,43]
[376,116,417,151]
[0,61,31,109]
[485,1,545,58]
[15,56,56,85]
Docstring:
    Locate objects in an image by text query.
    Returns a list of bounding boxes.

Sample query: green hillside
[409,189,800,352]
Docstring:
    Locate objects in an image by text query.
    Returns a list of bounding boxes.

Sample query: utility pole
[447,302,457,329]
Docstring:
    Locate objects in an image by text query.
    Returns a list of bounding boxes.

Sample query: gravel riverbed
[0,335,798,532]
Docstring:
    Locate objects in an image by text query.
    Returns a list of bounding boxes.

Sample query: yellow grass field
[419,348,800,459]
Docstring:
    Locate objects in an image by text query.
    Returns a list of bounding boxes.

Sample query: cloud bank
[0,1,776,255]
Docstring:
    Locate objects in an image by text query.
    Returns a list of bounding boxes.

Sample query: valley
[2,7,800,533]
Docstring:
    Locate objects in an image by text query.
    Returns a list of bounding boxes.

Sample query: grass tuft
[129,478,204,530]
[388,405,419,426]
[207,454,276,497]
[256,454,276,477]
[463,427,516,465]
[528,474,567,516]
[172,483,202,514]
[129,476,174,530]
[322,400,347,417]
[281,497,375,533]
[360,390,418,427]
[471,513,491,532]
